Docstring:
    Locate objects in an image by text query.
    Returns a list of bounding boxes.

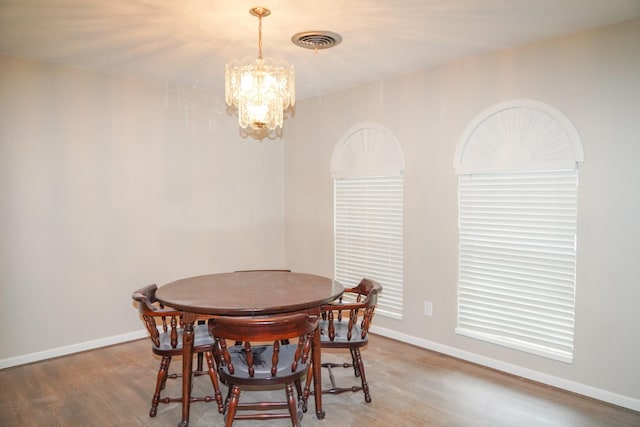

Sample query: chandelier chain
[257,12,263,59]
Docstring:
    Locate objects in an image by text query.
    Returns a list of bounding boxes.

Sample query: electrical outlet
[424,301,433,316]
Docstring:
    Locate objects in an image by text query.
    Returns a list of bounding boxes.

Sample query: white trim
[370,325,640,412]
[0,329,148,369]
[330,122,405,178]
[454,99,584,174]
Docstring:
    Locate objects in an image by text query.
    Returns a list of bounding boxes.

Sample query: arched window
[454,99,584,363]
[331,123,405,319]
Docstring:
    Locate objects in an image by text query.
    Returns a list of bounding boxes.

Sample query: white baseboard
[0,329,148,370]
[3,326,639,413]
[370,325,640,413]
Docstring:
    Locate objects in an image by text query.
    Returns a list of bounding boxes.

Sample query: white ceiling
[1,0,639,101]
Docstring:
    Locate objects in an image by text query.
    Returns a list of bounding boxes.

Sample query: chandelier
[225,7,295,134]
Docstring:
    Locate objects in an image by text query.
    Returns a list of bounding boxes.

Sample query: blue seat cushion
[155,323,213,351]
[222,344,308,379]
[319,319,367,344]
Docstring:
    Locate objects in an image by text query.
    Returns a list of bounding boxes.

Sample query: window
[331,123,405,319]
[454,100,584,363]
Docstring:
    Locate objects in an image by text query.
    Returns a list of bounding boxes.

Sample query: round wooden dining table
[155,270,345,427]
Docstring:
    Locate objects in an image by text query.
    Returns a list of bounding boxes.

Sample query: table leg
[179,312,196,427]
[312,326,326,419]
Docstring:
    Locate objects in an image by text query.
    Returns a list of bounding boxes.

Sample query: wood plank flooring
[1,335,639,426]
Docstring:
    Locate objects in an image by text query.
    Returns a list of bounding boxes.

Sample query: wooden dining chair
[208,313,318,427]
[312,278,382,403]
[131,284,224,418]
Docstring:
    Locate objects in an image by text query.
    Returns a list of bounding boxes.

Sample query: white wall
[285,19,640,408]
[0,56,286,363]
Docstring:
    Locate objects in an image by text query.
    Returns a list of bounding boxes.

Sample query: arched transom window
[454,99,584,363]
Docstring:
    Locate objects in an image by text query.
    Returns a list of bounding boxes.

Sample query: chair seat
[153,323,213,353]
[319,320,368,347]
[220,344,309,382]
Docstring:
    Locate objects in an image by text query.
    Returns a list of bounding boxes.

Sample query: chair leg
[301,363,313,413]
[197,320,205,371]
[350,347,361,377]
[161,356,172,390]
[150,356,171,417]
[204,351,225,414]
[303,363,313,408]
[353,348,371,403]
[285,383,300,427]
[196,352,204,372]
[225,385,241,427]
[294,378,303,405]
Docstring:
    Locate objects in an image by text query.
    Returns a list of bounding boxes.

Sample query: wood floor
[1,335,639,427]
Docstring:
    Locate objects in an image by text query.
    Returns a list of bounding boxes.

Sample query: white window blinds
[335,176,404,319]
[456,170,578,363]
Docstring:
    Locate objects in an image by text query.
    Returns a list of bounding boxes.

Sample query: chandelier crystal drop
[225,7,295,133]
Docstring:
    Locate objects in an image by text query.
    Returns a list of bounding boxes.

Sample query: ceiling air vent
[291,31,342,50]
